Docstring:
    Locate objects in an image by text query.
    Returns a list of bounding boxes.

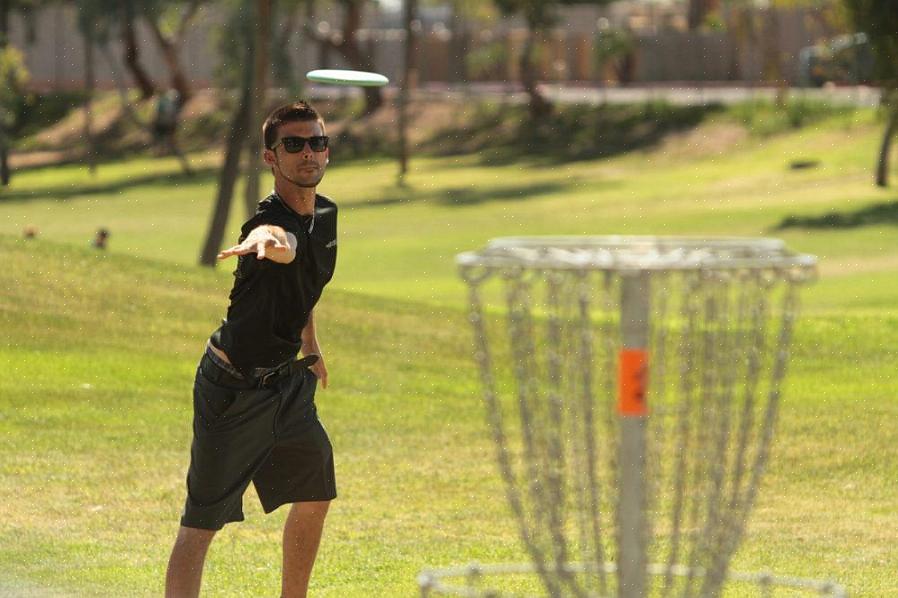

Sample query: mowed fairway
[1,105,897,596]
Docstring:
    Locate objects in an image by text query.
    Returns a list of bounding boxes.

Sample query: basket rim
[457,236,818,274]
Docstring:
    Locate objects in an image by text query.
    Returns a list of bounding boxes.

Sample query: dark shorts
[180,351,336,531]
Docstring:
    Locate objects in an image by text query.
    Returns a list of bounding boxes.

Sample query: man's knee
[289,500,330,520]
[174,525,218,551]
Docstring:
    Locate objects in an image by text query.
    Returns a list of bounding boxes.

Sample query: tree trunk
[520,27,552,121]
[308,1,383,115]
[244,0,271,219]
[875,99,897,188]
[200,36,255,267]
[122,13,156,100]
[99,41,149,131]
[200,87,252,266]
[341,2,382,115]
[763,7,788,107]
[398,0,417,185]
[1,0,10,187]
[83,31,97,177]
[273,1,301,92]
[144,18,192,102]
[687,0,719,31]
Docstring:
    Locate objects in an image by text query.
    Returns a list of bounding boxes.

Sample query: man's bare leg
[281,501,330,598]
[165,526,217,598]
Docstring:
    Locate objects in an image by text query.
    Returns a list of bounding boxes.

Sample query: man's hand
[301,310,327,388]
[305,351,328,389]
[217,225,297,264]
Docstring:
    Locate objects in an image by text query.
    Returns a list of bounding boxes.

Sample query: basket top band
[457,236,818,276]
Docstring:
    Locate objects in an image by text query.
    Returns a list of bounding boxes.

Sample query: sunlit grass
[1,104,897,595]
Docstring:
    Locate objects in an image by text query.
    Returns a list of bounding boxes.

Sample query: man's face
[264,120,329,189]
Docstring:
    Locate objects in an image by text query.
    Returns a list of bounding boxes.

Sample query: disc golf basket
[420,237,845,598]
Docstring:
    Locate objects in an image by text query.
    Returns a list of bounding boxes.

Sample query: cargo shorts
[179,348,337,530]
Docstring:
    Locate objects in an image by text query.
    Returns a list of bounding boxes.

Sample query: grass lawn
[1,102,896,596]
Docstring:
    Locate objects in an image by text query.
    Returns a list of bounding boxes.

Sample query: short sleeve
[238,197,300,242]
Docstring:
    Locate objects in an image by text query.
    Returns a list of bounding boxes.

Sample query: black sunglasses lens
[280,136,328,153]
[282,137,305,152]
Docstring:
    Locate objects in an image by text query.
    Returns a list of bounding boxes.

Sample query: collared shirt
[211,192,338,376]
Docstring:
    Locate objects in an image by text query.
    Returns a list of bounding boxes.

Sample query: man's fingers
[217,245,243,259]
[315,364,328,389]
[219,235,287,261]
[307,361,327,389]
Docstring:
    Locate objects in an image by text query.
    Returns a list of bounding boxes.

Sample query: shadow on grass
[774,200,898,230]
[423,101,724,166]
[434,181,581,206]
[348,178,616,210]
[0,166,219,204]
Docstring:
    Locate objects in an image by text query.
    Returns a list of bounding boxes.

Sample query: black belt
[257,354,319,388]
[204,346,318,389]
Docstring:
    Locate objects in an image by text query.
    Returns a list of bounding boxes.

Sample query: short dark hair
[263,101,325,150]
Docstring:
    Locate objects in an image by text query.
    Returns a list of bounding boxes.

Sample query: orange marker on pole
[619,349,649,417]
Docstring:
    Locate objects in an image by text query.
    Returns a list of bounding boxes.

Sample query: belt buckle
[259,370,277,388]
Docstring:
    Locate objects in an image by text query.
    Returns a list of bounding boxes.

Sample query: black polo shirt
[210,192,338,376]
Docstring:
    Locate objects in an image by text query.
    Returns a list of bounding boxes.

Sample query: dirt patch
[654,121,749,159]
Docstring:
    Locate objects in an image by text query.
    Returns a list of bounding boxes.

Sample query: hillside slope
[1,236,897,596]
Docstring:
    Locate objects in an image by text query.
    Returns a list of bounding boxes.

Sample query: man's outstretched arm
[217,225,298,264]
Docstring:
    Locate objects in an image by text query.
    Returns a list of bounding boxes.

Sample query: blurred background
[2,1,897,596]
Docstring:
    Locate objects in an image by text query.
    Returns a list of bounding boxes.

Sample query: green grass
[1,102,898,596]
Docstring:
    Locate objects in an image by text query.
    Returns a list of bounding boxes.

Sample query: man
[165,101,338,598]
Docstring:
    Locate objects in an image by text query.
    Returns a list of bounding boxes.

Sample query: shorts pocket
[194,370,245,427]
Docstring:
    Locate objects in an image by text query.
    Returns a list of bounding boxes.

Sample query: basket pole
[618,271,650,598]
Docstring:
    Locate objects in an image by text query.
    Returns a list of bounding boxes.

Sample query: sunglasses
[271,135,329,153]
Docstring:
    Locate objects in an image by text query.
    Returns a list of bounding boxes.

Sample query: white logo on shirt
[326,239,337,248]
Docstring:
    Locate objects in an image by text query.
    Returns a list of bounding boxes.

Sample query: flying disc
[306,69,389,87]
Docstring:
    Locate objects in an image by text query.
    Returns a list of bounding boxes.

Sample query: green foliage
[211,0,299,91]
[10,90,90,141]
[465,41,508,79]
[843,0,898,88]
[593,27,634,74]
[210,0,253,88]
[730,96,858,136]
[0,46,29,136]
[424,100,719,163]
[494,0,613,28]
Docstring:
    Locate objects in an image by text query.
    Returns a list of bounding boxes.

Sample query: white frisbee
[306,69,389,87]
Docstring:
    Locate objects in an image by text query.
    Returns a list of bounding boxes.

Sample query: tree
[83,0,208,103]
[140,0,207,102]
[200,0,257,266]
[0,45,28,187]
[0,0,37,186]
[305,0,384,115]
[120,1,157,100]
[76,1,105,176]
[843,0,898,186]
[688,0,720,30]
[493,0,555,120]
[493,0,612,120]
[75,0,157,100]
[271,0,305,94]
[397,0,417,184]
[242,0,271,219]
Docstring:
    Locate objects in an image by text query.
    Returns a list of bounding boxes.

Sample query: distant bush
[0,46,31,141]
[11,90,91,142]
[731,96,857,136]
[424,100,721,163]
